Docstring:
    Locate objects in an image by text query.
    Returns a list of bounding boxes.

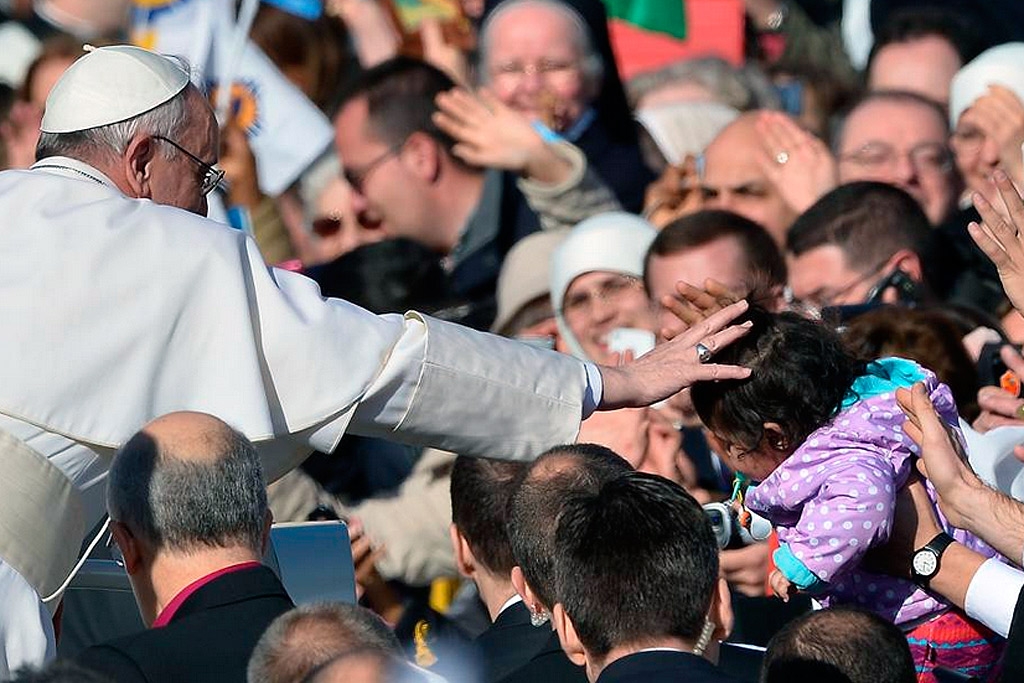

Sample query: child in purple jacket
[691,308,1003,682]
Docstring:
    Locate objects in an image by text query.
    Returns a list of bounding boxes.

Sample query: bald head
[701,112,799,244]
[108,411,267,554]
[248,603,401,683]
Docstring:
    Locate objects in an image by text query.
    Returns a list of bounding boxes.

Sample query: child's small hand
[769,569,796,602]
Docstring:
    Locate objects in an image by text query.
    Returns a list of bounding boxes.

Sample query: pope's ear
[122,135,157,199]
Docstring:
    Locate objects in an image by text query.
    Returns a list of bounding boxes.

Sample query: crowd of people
[5,0,1024,682]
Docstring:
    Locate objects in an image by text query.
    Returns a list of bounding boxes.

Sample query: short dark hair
[691,307,866,453]
[333,56,458,155]
[644,209,787,294]
[831,90,949,152]
[554,472,719,658]
[761,607,915,683]
[450,455,525,576]
[506,444,632,609]
[868,6,985,77]
[786,182,942,292]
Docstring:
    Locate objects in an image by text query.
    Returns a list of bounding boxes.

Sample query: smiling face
[560,271,655,363]
[483,2,592,131]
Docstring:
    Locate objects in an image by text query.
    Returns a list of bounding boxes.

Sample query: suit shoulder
[75,639,151,683]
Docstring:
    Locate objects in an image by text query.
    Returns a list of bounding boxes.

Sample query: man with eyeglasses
[0,45,752,674]
[834,90,960,227]
[785,182,942,317]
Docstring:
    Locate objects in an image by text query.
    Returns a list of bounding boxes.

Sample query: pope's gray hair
[36,87,191,162]
[477,0,604,99]
[107,421,267,555]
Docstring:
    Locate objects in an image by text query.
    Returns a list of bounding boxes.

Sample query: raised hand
[659,279,744,342]
[756,111,837,214]
[642,155,704,228]
[970,86,1024,188]
[969,170,1024,314]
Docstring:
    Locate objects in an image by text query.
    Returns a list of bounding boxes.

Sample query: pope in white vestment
[0,153,596,672]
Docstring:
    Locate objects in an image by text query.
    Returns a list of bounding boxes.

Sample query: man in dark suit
[74,412,294,683]
[550,472,738,683]
[501,443,634,683]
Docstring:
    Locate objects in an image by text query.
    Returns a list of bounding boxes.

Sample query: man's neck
[588,637,696,682]
[434,168,486,255]
[474,571,519,622]
[146,546,261,624]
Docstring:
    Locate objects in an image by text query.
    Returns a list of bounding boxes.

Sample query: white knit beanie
[550,212,658,360]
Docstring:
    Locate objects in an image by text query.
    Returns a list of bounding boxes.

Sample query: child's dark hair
[691,307,868,452]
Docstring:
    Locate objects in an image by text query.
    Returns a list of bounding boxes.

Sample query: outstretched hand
[970,170,1024,315]
[598,299,752,410]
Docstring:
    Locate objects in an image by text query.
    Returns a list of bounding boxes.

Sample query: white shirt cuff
[965,558,1024,638]
[582,362,603,418]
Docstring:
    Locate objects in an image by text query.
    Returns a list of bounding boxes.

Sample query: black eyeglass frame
[153,135,226,196]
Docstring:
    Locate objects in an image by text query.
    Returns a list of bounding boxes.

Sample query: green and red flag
[600,0,745,80]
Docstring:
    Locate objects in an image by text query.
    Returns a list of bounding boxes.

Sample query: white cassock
[0,157,594,673]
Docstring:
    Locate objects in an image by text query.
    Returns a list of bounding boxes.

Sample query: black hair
[450,455,525,576]
[554,472,718,658]
[506,443,632,609]
[645,209,788,296]
[786,181,947,298]
[691,306,867,453]
[762,606,915,683]
[333,56,459,155]
[867,6,986,77]
[310,238,457,315]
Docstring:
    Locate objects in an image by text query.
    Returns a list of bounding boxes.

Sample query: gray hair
[248,602,401,683]
[628,57,780,111]
[36,86,191,162]
[107,421,267,554]
[477,0,604,99]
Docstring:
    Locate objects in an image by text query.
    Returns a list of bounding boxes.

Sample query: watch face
[913,550,938,577]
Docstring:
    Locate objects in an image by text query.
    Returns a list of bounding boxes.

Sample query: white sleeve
[324,313,590,460]
[964,558,1024,638]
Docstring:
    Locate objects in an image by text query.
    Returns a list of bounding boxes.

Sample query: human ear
[552,603,588,666]
[122,135,156,199]
[449,524,476,579]
[762,423,790,452]
[403,132,441,182]
[111,521,144,575]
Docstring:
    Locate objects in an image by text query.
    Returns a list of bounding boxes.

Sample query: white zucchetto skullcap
[949,43,1024,128]
[40,44,190,134]
[550,212,657,360]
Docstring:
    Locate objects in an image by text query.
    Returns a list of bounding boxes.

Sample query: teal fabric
[774,544,826,593]
[841,357,926,409]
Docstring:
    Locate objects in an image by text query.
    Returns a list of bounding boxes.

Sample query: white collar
[497,594,524,617]
[31,157,119,190]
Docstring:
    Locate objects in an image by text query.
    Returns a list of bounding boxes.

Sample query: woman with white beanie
[949,43,1024,199]
[550,211,658,363]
